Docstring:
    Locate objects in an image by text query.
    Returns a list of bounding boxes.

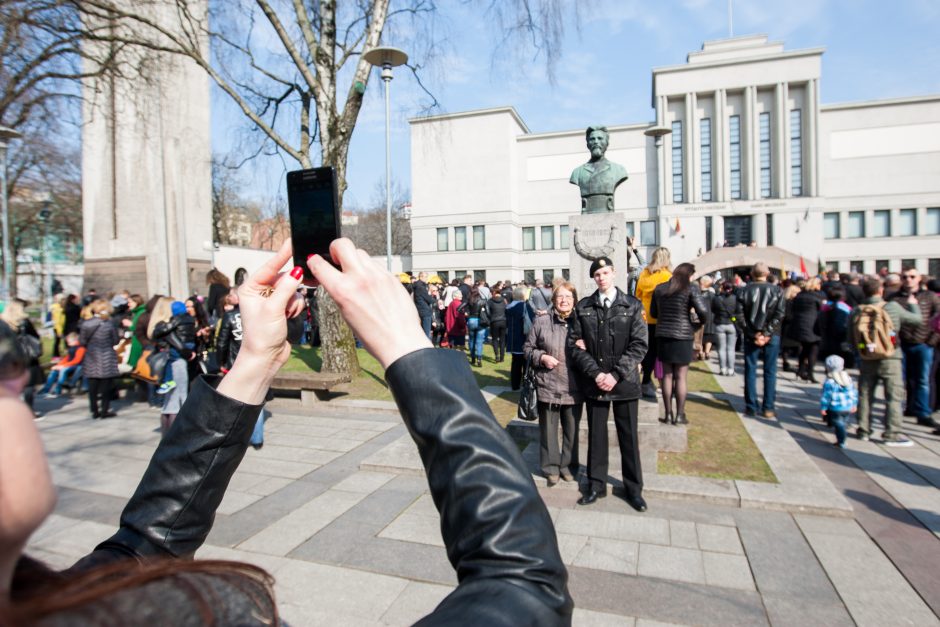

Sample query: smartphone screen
[287,167,340,280]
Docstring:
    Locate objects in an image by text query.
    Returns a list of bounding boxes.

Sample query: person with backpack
[850,276,923,445]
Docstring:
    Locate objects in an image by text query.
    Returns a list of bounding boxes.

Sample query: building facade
[409,35,940,284]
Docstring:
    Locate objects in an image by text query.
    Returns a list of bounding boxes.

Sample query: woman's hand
[308,239,432,369]
[541,354,560,369]
[218,240,305,404]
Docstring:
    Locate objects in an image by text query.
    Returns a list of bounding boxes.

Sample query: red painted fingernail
[307,253,316,260]
[290,266,304,280]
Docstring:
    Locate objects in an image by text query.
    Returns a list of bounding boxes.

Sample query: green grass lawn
[285,344,514,402]
[659,359,777,483]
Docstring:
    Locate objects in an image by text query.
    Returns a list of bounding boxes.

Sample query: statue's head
[585,126,609,160]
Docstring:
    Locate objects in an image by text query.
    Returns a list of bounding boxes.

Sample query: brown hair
[88,299,113,320]
[206,268,231,288]
[4,556,277,625]
[665,263,695,296]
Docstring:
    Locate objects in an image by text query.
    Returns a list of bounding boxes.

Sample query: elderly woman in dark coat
[523,282,582,485]
[79,299,121,418]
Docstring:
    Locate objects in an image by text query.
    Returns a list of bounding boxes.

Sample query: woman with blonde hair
[635,247,672,398]
[1,299,43,416]
[523,282,582,485]
[79,299,120,418]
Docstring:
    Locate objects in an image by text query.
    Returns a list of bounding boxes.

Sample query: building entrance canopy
[692,245,807,279]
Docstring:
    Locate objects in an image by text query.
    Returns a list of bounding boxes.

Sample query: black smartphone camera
[287,166,341,281]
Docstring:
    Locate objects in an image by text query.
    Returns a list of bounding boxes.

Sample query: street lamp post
[0,126,23,301]
[363,46,409,272]
[37,197,53,322]
[644,124,673,247]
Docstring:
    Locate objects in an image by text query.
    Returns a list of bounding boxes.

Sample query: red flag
[799,257,808,276]
[674,218,681,233]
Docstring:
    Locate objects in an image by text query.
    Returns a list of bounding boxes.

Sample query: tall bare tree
[72,0,577,373]
[344,179,410,257]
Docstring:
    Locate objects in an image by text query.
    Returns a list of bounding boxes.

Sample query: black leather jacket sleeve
[387,349,572,626]
[68,376,261,572]
[567,309,601,380]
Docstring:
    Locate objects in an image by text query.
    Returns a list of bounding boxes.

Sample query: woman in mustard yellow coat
[634,247,672,398]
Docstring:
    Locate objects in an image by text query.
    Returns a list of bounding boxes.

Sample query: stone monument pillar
[568,125,630,297]
[81,0,212,298]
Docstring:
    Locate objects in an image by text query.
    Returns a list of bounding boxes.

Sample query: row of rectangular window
[432,269,573,285]
[823,208,940,239]
[522,220,659,251]
[829,260,940,276]
[437,225,486,251]
[673,110,802,203]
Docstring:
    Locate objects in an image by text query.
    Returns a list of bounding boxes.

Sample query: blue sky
[211,0,940,211]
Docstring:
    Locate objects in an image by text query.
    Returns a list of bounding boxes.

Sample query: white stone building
[409,35,940,284]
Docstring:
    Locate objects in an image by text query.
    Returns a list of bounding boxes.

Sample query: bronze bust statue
[570,125,628,213]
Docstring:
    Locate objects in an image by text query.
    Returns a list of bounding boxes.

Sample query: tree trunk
[317,286,359,376]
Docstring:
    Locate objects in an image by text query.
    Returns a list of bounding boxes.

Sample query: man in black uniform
[568,257,649,511]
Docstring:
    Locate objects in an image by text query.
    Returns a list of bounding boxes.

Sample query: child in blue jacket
[820,355,858,448]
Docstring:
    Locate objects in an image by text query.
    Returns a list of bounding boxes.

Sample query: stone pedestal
[568,212,628,299]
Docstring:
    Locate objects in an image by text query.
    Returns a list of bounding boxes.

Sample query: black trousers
[585,399,642,497]
[641,324,658,384]
[87,377,115,416]
[490,321,507,361]
[510,353,526,390]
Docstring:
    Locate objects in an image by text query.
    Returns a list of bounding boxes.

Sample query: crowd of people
[402,248,937,506]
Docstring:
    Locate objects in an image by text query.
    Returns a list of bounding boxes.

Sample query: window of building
[790,109,802,197]
[824,261,839,272]
[437,271,450,284]
[700,117,712,201]
[872,210,891,237]
[902,258,916,270]
[850,260,864,274]
[474,270,486,283]
[541,225,554,250]
[823,213,840,239]
[542,269,554,284]
[875,259,890,274]
[846,211,865,238]
[640,220,658,246]
[927,208,940,235]
[759,112,771,198]
[524,269,535,284]
[729,115,742,200]
[562,268,570,281]
[671,120,683,203]
[455,271,467,280]
[559,224,569,249]
[454,226,467,251]
[436,227,448,251]
[473,225,485,249]
[522,226,535,250]
[766,214,774,246]
[724,215,752,246]
[898,208,917,236]
[930,259,940,278]
[705,216,712,251]
[625,222,635,239]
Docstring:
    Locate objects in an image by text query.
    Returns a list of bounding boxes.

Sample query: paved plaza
[26,359,940,626]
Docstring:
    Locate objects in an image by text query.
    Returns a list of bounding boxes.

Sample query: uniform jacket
[65,350,572,625]
[79,316,120,379]
[523,309,583,405]
[650,283,709,340]
[735,281,786,340]
[568,288,648,401]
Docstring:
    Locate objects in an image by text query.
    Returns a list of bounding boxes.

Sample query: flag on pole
[674,218,681,233]
[799,256,808,276]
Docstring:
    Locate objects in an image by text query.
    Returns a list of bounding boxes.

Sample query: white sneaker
[883,435,914,447]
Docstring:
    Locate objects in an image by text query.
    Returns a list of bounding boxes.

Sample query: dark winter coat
[486,295,508,324]
[785,290,822,343]
[650,283,709,341]
[79,316,120,379]
[712,292,737,326]
[568,288,648,401]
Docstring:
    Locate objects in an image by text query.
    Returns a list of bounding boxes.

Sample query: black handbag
[146,349,170,382]
[479,304,490,328]
[516,367,538,422]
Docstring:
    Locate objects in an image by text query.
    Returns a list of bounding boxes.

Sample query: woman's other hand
[308,239,432,369]
[541,354,560,370]
[218,240,304,404]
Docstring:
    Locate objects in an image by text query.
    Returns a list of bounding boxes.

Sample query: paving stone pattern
[26,373,940,625]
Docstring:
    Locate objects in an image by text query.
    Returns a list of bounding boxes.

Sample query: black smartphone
[287,166,341,280]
